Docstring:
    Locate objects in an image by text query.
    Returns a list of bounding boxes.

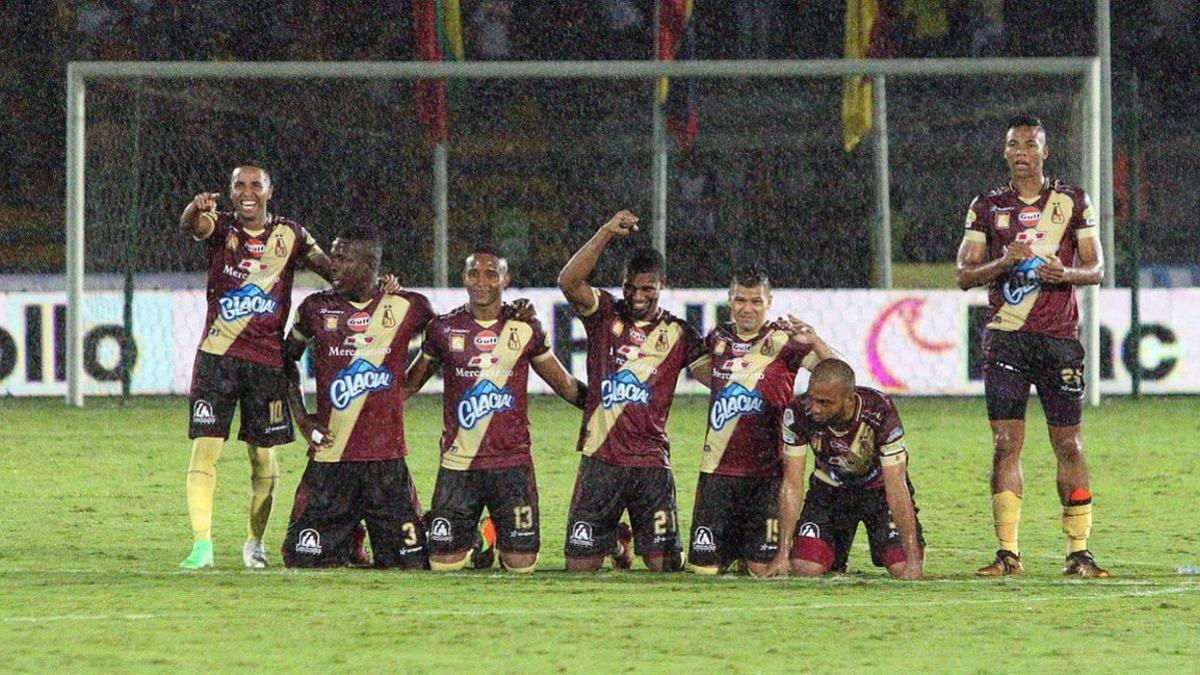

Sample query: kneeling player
[280,226,434,569]
[406,246,586,573]
[763,360,924,580]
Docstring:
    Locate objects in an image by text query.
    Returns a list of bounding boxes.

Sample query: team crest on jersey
[457,380,515,430]
[996,214,1010,230]
[714,341,726,356]
[226,233,239,251]
[324,316,339,331]
[346,312,371,332]
[218,284,279,322]
[274,233,287,257]
[1017,207,1041,228]
[507,328,522,351]
[329,358,394,410]
[760,337,775,356]
[450,335,465,352]
[709,383,765,431]
[475,330,498,352]
[655,330,670,353]
[245,238,266,258]
[600,370,651,409]
[382,306,396,328]
[1051,202,1065,224]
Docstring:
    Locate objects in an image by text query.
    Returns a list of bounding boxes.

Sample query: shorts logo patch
[798,522,820,539]
[692,526,716,553]
[192,400,216,424]
[296,528,322,555]
[569,522,594,547]
[430,518,452,542]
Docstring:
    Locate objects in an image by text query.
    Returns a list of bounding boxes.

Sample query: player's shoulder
[974,183,1015,205]
[431,304,470,325]
[298,288,341,312]
[856,386,899,421]
[268,213,304,231]
[1048,178,1090,204]
[394,289,434,311]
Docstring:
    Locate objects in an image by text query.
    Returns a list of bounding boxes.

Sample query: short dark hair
[465,244,509,275]
[731,264,771,294]
[231,164,272,186]
[1006,115,1045,136]
[624,246,664,279]
[335,225,382,264]
[811,359,856,394]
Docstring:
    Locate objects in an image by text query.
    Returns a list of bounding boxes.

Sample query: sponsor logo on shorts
[218,284,279,322]
[692,526,716,553]
[798,522,820,539]
[569,522,594,547]
[296,528,322,555]
[192,400,216,424]
[709,383,765,431]
[429,518,452,542]
[600,370,651,408]
[329,358,394,410]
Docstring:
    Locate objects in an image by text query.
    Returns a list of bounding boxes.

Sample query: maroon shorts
[789,475,924,571]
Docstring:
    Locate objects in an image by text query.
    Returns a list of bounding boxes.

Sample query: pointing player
[763,360,924,580]
[405,246,586,574]
[685,265,839,576]
[955,115,1109,578]
[279,226,433,569]
[557,210,711,572]
[178,165,334,570]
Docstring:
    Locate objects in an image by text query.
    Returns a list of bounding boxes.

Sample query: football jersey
[421,306,554,471]
[289,289,433,462]
[575,289,706,469]
[699,322,818,478]
[197,211,323,367]
[963,179,1099,338]
[781,386,908,489]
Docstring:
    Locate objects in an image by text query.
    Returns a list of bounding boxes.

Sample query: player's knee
[430,552,471,572]
[642,551,683,572]
[565,556,605,572]
[790,559,829,577]
[500,552,538,573]
[990,430,1023,457]
[687,563,720,575]
[1050,434,1084,463]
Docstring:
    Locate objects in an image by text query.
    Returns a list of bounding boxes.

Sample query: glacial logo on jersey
[329,358,394,410]
[457,380,515,430]
[709,383,765,431]
[1002,256,1045,305]
[218,284,278,322]
[600,370,651,409]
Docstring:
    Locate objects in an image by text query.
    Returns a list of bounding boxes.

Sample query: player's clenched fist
[600,210,639,237]
[192,192,221,213]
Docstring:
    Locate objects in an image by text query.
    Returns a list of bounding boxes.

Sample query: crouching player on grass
[279,226,434,568]
[762,360,925,580]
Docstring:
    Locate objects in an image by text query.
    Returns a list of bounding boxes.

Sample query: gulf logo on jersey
[1017,208,1041,228]
[342,334,376,347]
[238,259,269,273]
[722,358,751,373]
[468,354,500,368]
[616,345,643,361]
[709,383,765,431]
[475,330,498,352]
[628,327,647,346]
[217,284,278,322]
[245,238,266,258]
[347,312,371,332]
[731,342,751,356]
[329,358,394,410]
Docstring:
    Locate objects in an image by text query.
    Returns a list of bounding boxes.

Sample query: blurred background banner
[2,286,1194,396]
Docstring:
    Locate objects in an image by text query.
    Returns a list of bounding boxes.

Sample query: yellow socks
[1063,487,1093,554]
[991,491,1022,555]
[247,445,279,543]
[186,438,224,543]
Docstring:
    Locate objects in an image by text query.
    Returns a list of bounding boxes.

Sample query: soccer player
[762,360,924,580]
[178,165,332,570]
[279,226,432,569]
[405,246,587,574]
[955,115,1109,578]
[557,210,711,572]
[686,265,839,576]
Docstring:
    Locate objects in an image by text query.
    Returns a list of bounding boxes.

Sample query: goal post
[64,57,1105,407]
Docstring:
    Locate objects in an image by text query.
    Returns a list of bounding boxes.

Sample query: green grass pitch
[0,395,1197,672]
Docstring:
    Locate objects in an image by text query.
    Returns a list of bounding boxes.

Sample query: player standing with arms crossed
[955,115,1108,577]
[557,211,711,572]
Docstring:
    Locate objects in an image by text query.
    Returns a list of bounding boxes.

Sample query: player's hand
[896,558,924,581]
[601,210,639,237]
[297,415,334,449]
[781,314,820,345]
[757,553,792,578]
[1001,241,1035,267]
[378,274,403,294]
[191,192,220,214]
[503,298,537,322]
[1035,254,1066,284]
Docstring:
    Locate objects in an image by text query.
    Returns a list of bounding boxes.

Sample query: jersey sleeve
[295,223,326,265]
[875,394,908,467]
[682,321,707,367]
[420,317,444,361]
[289,296,316,343]
[962,196,988,244]
[411,293,436,332]
[780,401,810,458]
[1072,190,1100,240]
[200,211,233,246]
[578,289,614,332]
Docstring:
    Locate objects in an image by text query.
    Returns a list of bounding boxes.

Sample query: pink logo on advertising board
[866,297,954,391]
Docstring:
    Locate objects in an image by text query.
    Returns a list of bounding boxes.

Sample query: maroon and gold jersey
[197,211,324,367]
[289,289,434,463]
[963,179,1099,338]
[782,386,908,489]
[421,306,554,471]
[699,322,818,478]
[575,289,706,469]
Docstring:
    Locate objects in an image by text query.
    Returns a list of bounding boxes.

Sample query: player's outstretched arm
[761,451,807,578]
[180,192,220,240]
[955,235,1033,290]
[531,353,588,411]
[882,461,923,580]
[404,353,439,398]
[687,356,713,389]
[283,335,333,449]
[557,210,639,313]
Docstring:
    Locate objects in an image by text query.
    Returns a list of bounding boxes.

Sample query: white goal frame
[65,57,1105,407]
